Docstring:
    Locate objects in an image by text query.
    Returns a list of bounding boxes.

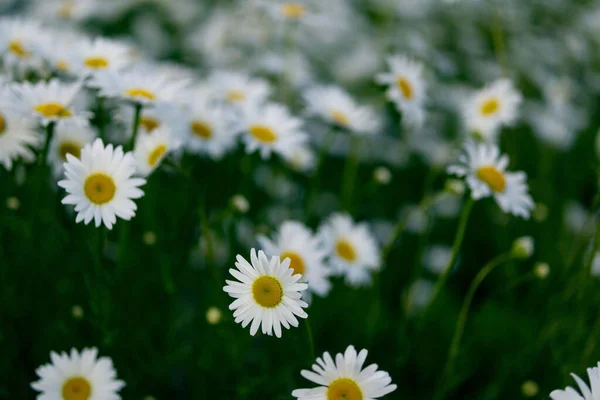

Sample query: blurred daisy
[69,37,134,77]
[261,0,323,26]
[318,213,381,287]
[92,68,187,106]
[284,145,315,173]
[118,103,180,139]
[208,71,271,107]
[304,85,380,135]
[422,245,452,275]
[0,111,40,170]
[31,347,125,400]
[48,122,95,177]
[223,248,309,338]
[58,138,146,230]
[376,54,427,128]
[0,18,45,64]
[292,345,397,399]
[7,79,89,127]
[239,102,308,160]
[448,141,534,219]
[258,221,331,297]
[463,79,522,141]
[133,125,174,176]
[550,362,600,400]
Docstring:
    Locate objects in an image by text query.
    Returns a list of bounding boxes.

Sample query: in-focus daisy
[0,18,45,64]
[223,248,309,338]
[31,347,125,400]
[258,221,331,297]
[133,125,174,176]
[58,138,146,230]
[318,213,381,287]
[463,79,522,141]
[68,37,134,78]
[208,71,271,107]
[292,345,397,399]
[304,85,380,135]
[550,361,600,400]
[0,110,41,170]
[238,102,308,160]
[376,54,427,128]
[92,68,187,106]
[48,122,95,177]
[6,79,90,127]
[448,141,534,219]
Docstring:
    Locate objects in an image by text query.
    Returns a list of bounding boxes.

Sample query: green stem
[96,96,105,140]
[342,136,362,212]
[426,197,475,311]
[304,319,316,362]
[434,252,514,400]
[128,103,142,150]
[491,4,509,76]
[306,127,336,216]
[39,122,55,166]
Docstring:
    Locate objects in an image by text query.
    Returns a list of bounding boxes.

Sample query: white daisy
[550,362,600,400]
[0,18,45,64]
[223,248,309,338]
[304,85,380,135]
[261,0,323,26]
[68,37,134,78]
[258,221,331,298]
[238,102,308,160]
[317,213,381,287]
[6,79,90,127]
[31,347,125,400]
[292,345,397,399]
[48,122,96,177]
[117,102,181,140]
[133,125,174,176]
[208,71,271,107]
[463,79,522,140]
[91,67,187,106]
[58,138,146,230]
[376,54,427,128]
[0,110,41,170]
[448,141,534,219]
[283,144,316,173]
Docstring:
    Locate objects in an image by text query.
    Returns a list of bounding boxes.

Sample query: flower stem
[96,96,105,140]
[128,103,142,150]
[39,122,55,166]
[434,252,514,400]
[304,318,316,362]
[342,135,362,212]
[306,127,336,217]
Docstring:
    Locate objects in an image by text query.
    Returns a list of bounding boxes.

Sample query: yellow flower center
[480,98,500,116]
[84,173,116,205]
[84,56,110,70]
[330,110,349,127]
[9,40,30,58]
[35,103,72,118]
[281,251,305,276]
[125,88,156,101]
[191,121,212,139]
[148,144,167,167]
[58,0,75,18]
[397,77,414,100]
[226,90,246,102]
[252,276,284,308]
[249,124,278,143]
[476,165,506,192]
[327,378,363,400]
[56,60,70,72]
[281,3,306,19]
[140,116,160,133]
[0,112,6,134]
[336,239,357,262]
[58,141,82,161]
[62,377,91,400]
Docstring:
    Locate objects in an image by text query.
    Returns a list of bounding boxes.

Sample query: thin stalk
[491,4,509,76]
[39,122,56,166]
[304,319,316,362]
[434,252,515,400]
[96,96,105,140]
[306,127,336,216]
[128,103,142,150]
[341,135,362,212]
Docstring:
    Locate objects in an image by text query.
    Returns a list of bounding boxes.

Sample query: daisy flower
[317,213,381,287]
[68,37,134,78]
[260,0,323,26]
[304,85,380,135]
[91,67,188,106]
[0,110,41,170]
[550,362,600,400]
[284,145,316,173]
[0,18,45,64]
[292,345,397,399]
[47,121,96,177]
[208,71,272,107]
[6,79,90,127]
[448,141,534,219]
[31,347,125,400]
[118,103,181,139]
[133,125,174,176]
[463,79,522,141]
[258,221,331,298]
[223,248,309,338]
[58,138,146,230]
[376,54,427,128]
[238,102,308,160]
